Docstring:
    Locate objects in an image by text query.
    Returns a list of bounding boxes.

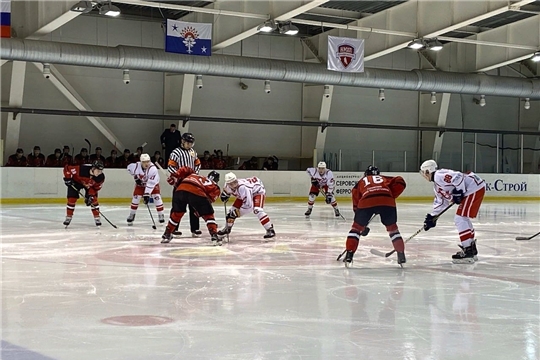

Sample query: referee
[167,132,201,236]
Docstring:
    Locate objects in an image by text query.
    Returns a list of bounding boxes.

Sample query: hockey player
[305,162,341,217]
[218,173,275,239]
[167,132,202,237]
[126,153,165,226]
[343,166,407,267]
[62,160,105,227]
[420,160,486,264]
[162,167,221,244]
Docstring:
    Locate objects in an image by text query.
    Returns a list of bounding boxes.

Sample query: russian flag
[0,0,10,38]
[165,19,212,56]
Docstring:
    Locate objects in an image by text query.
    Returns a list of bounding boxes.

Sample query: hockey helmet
[207,171,220,183]
[420,159,438,181]
[92,160,105,170]
[181,132,195,143]
[364,165,380,176]
[224,172,237,184]
[317,161,326,169]
[140,153,151,162]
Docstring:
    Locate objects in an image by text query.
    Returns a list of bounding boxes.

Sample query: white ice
[1,201,539,360]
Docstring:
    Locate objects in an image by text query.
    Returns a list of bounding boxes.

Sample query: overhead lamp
[427,39,443,51]
[70,1,94,13]
[257,20,277,33]
[531,52,540,62]
[323,85,330,98]
[430,92,437,105]
[479,95,486,107]
[407,39,425,50]
[279,22,299,36]
[524,98,530,110]
[196,75,203,89]
[264,80,271,94]
[42,63,51,79]
[378,89,385,101]
[99,1,121,17]
[123,69,130,84]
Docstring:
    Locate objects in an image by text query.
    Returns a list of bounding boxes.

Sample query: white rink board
[0,168,538,200]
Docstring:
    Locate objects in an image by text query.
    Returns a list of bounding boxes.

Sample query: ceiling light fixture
[196,75,203,89]
[407,39,425,50]
[279,22,299,36]
[70,1,94,13]
[427,39,443,51]
[257,20,277,33]
[99,1,121,17]
[479,95,486,107]
[524,98,530,110]
[264,80,271,94]
[531,52,540,62]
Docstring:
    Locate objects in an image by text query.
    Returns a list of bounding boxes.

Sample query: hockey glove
[64,178,73,187]
[325,193,333,204]
[228,208,240,220]
[452,189,464,204]
[143,194,150,205]
[424,214,437,231]
[84,194,94,207]
[220,191,230,203]
[135,178,143,186]
[167,176,176,186]
[361,227,370,237]
[311,179,320,188]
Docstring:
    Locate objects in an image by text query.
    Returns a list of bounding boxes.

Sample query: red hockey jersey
[63,164,105,196]
[352,175,406,211]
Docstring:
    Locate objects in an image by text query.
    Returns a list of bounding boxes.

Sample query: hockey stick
[146,202,157,230]
[336,213,377,261]
[70,184,117,228]
[516,231,540,241]
[84,138,91,154]
[370,203,455,258]
[223,200,230,243]
[320,188,346,220]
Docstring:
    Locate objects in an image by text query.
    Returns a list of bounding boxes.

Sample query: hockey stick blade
[336,249,346,261]
[515,231,540,240]
[369,248,386,257]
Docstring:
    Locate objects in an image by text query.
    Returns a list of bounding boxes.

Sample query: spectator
[239,156,258,170]
[45,148,63,167]
[27,146,46,167]
[73,148,90,165]
[160,123,181,163]
[105,149,119,168]
[117,149,131,168]
[131,146,143,163]
[262,156,279,170]
[212,149,227,170]
[151,151,165,168]
[60,145,73,166]
[5,148,27,167]
[90,147,106,162]
[200,150,213,169]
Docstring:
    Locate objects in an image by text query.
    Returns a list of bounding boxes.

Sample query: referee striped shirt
[167,146,201,174]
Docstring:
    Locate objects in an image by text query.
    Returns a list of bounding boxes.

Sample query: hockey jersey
[431,169,485,216]
[172,166,220,202]
[306,167,335,193]
[63,164,105,196]
[352,175,406,210]
[223,177,266,210]
[127,161,160,195]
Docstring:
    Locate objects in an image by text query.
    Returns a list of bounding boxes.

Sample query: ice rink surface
[1,201,539,360]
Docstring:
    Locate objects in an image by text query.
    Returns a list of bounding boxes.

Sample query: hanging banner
[327,36,364,72]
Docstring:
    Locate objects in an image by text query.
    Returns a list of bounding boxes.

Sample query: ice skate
[211,233,223,246]
[471,239,478,261]
[161,229,173,244]
[343,250,354,268]
[158,214,165,223]
[94,217,102,227]
[334,208,341,217]
[127,213,135,226]
[263,226,276,239]
[217,226,232,237]
[191,230,202,238]
[63,216,72,227]
[172,230,182,236]
[397,252,406,267]
[304,208,312,216]
[452,244,475,264]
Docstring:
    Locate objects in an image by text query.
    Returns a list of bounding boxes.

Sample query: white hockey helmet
[420,159,438,181]
[224,172,237,184]
[317,161,326,169]
[140,153,151,162]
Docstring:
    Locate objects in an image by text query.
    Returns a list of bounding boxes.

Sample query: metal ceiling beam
[113,0,269,19]
[213,0,331,51]
[438,36,538,51]
[291,18,417,37]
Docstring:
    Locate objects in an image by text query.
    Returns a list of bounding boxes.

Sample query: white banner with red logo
[327,36,364,72]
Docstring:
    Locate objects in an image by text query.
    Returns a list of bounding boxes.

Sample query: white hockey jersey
[306,167,335,193]
[127,162,160,195]
[431,169,485,215]
[224,177,266,210]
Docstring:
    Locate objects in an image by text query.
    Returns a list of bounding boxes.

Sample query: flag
[165,19,212,56]
[327,36,364,73]
[0,0,10,38]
